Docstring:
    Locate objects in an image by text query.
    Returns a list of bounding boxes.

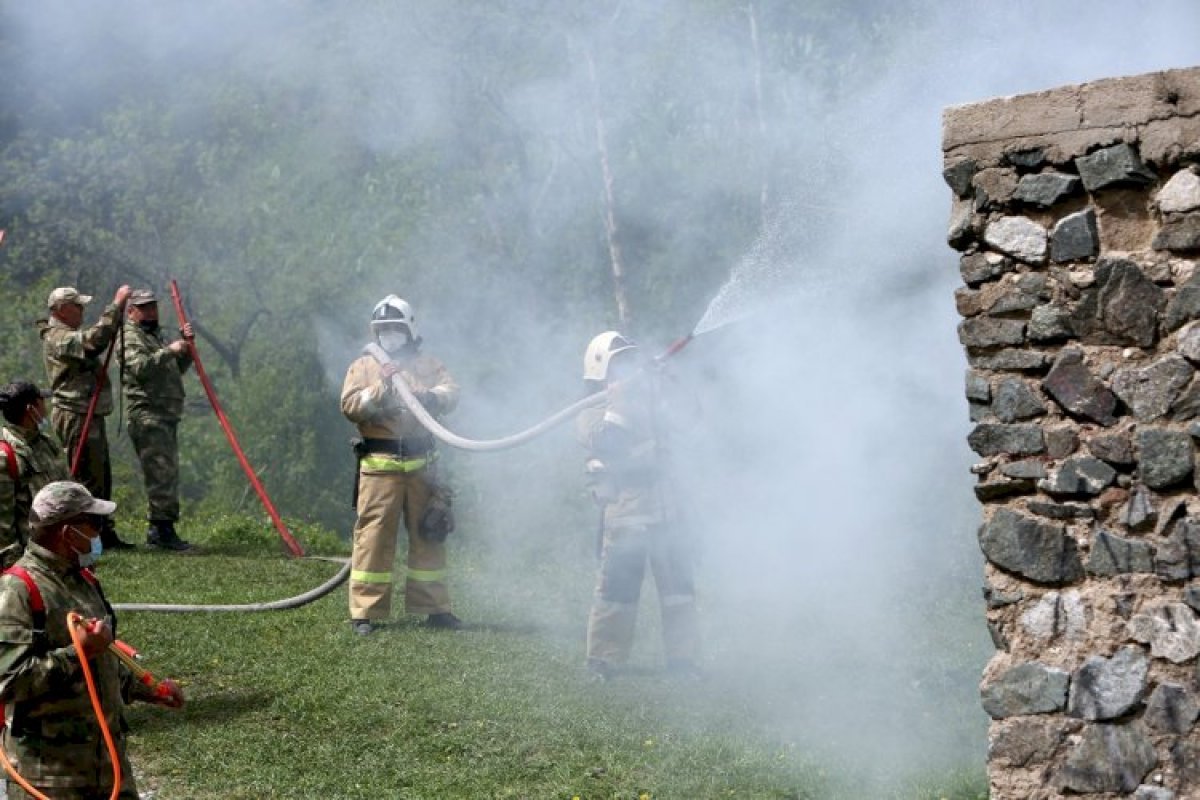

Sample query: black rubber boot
[426,612,463,631]
[147,521,192,551]
[101,520,135,550]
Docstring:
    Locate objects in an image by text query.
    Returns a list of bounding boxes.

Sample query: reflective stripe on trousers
[349,469,451,620]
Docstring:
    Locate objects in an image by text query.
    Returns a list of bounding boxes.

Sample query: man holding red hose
[38,285,134,551]
[120,289,194,552]
[0,481,183,799]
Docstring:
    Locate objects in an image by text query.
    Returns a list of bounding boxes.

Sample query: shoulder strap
[79,568,116,638]
[2,566,46,644]
[0,566,47,734]
[0,440,17,482]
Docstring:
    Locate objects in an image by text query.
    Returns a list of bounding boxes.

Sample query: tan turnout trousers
[350,468,450,620]
[587,519,699,666]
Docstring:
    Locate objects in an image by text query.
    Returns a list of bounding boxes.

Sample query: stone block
[984,215,1048,263]
[981,660,1070,719]
[1067,646,1149,721]
[1087,529,1155,576]
[1014,172,1081,207]
[968,423,1044,457]
[978,508,1083,584]
[1070,257,1164,347]
[1057,723,1157,794]
[1156,168,1200,213]
[1136,427,1194,489]
[1128,602,1200,662]
[1075,143,1157,192]
[1042,348,1119,425]
[1111,355,1195,421]
[1153,212,1200,253]
[1050,208,1099,262]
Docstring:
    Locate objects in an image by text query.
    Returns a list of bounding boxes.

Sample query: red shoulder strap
[79,568,98,586]
[0,566,48,733]
[0,440,16,483]
[3,566,44,614]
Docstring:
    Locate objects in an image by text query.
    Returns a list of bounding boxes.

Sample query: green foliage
[0,1,934,523]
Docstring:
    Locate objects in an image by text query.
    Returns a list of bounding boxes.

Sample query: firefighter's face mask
[376,325,412,355]
[606,348,643,383]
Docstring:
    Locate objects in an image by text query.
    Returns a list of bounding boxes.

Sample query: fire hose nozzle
[112,639,142,661]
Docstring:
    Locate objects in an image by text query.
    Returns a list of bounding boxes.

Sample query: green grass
[89,514,987,800]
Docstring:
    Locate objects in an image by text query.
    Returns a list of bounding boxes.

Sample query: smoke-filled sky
[5,0,1200,792]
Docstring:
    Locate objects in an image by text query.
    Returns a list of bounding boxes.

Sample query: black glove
[419,491,455,542]
[412,389,438,412]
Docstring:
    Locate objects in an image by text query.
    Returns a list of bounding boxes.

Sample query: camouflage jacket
[341,347,459,457]
[0,542,149,789]
[0,426,70,560]
[37,304,123,416]
[119,320,192,422]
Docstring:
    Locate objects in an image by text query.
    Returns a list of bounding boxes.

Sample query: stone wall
[943,67,1200,799]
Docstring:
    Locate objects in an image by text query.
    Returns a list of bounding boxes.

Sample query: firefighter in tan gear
[341,295,461,635]
[577,332,700,680]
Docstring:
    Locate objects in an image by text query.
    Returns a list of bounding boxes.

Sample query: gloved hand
[412,389,438,411]
[77,618,113,659]
[152,678,186,709]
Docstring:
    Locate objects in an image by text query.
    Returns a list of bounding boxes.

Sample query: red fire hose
[169,280,305,557]
[70,336,117,478]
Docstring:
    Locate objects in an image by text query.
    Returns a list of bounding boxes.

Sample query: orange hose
[0,613,123,800]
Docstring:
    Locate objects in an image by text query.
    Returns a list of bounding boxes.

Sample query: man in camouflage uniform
[0,382,70,568]
[341,295,462,634]
[38,284,134,550]
[577,332,700,681]
[119,289,193,551]
[0,481,184,799]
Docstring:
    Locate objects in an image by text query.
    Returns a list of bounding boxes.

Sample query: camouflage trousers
[50,407,114,506]
[3,732,138,799]
[127,415,180,522]
[587,521,700,667]
[7,778,139,800]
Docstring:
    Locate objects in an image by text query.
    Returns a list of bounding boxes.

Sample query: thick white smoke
[6,0,1200,793]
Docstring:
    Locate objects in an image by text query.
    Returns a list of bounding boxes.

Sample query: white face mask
[378,330,411,354]
[32,408,50,435]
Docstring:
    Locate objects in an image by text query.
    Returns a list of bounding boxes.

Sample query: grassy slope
[94,517,986,800]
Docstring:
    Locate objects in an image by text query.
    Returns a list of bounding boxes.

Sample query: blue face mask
[69,527,103,567]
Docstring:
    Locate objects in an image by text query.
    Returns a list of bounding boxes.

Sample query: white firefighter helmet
[583,331,637,381]
[370,294,418,340]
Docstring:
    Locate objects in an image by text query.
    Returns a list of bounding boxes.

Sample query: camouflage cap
[31,481,117,529]
[46,287,94,309]
[128,288,158,306]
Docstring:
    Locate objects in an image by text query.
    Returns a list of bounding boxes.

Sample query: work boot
[426,612,463,631]
[100,521,135,550]
[147,521,192,552]
[351,619,374,636]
